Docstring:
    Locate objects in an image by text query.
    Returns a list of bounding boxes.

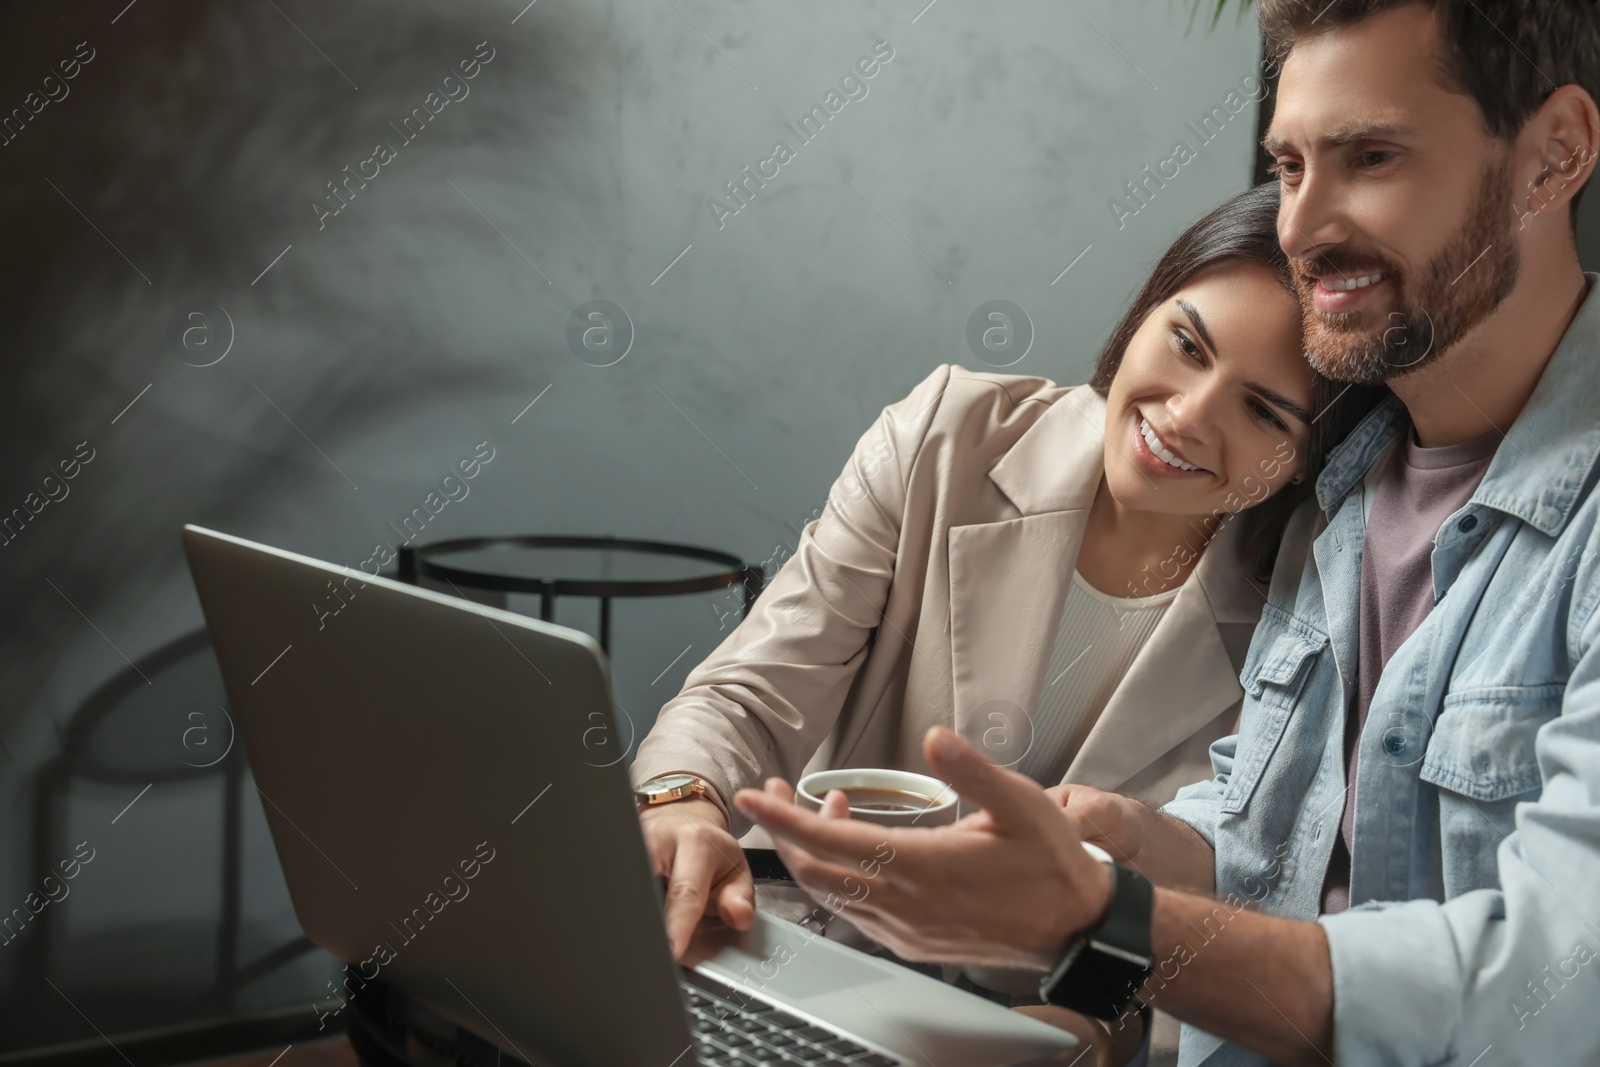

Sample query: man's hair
[1259,0,1600,226]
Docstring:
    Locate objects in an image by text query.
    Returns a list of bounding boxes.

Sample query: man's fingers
[735,787,896,869]
[767,836,881,916]
[763,776,796,802]
[1060,788,1129,846]
[1041,783,1074,809]
[822,788,851,819]
[922,725,1054,832]
[1011,1005,1117,1065]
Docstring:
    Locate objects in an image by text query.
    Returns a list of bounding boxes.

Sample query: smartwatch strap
[1039,862,1155,1020]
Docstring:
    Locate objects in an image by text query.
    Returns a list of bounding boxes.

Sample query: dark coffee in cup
[839,786,938,812]
[796,768,958,825]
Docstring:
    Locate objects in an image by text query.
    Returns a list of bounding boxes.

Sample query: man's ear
[1520,84,1600,220]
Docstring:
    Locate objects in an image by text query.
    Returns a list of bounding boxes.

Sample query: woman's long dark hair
[1088,181,1386,582]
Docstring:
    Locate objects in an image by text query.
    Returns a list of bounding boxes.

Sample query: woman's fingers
[712,859,757,930]
[661,834,716,958]
[657,814,750,958]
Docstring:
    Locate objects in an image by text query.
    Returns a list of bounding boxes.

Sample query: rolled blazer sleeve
[632,364,952,838]
[1315,598,1600,1066]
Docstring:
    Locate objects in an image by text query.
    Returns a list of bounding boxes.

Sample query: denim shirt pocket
[1220,606,1329,816]
[1418,685,1559,801]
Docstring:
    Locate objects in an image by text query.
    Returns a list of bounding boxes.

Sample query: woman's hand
[638,796,755,959]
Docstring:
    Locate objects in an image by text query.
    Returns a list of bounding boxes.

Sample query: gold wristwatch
[633,772,711,807]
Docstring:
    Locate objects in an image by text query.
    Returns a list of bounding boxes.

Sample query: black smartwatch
[1038,862,1155,1020]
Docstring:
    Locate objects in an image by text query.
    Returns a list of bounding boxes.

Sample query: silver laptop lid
[182,524,694,1066]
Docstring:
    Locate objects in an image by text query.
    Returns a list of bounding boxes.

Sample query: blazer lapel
[948,386,1107,768]
[1063,511,1265,791]
[948,513,1089,764]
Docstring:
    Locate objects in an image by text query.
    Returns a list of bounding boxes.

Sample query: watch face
[636,773,701,802]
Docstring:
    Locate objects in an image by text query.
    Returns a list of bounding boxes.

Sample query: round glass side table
[395,534,765,655]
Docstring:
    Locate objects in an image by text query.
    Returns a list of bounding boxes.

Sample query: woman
[631,182,1380,1057]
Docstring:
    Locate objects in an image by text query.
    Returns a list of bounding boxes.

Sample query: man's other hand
[1041,783,1148,867]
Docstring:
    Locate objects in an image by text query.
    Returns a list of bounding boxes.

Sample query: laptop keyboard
[681,968,900,1066]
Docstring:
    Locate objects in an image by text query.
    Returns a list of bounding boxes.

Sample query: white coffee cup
[795,768,959,827]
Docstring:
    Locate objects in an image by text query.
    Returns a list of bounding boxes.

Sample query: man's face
[1265,4,1522,384]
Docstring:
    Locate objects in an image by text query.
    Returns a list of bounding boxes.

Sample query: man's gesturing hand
[733,726,1115,972]
[638,797,755,960]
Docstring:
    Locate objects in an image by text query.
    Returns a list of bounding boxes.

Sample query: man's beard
[1293,154,1521,384]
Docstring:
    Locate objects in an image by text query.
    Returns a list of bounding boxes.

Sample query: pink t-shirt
[1320,426,1500,915]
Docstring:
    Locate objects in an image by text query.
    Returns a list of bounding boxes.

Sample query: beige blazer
[633,363,1265,832]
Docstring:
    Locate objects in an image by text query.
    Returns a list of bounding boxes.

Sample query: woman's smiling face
[1103,261,1315,519]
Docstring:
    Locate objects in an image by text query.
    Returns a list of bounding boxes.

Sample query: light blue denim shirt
[1164,273,1600,1067]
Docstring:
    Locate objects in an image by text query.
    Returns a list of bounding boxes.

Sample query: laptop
[181,524,1082,1067]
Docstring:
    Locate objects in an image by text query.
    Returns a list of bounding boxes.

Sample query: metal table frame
[396,534,765,653]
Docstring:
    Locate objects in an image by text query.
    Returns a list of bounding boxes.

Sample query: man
[736,2,1600,1064]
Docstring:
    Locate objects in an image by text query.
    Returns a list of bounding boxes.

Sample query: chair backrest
[10,627,326,1054]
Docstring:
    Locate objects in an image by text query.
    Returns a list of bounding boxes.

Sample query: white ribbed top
[1011,570,1181,785]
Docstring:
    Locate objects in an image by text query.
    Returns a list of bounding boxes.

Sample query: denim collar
[1315,272,1600,537]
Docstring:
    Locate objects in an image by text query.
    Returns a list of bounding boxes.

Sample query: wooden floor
[195,1037,361,1067]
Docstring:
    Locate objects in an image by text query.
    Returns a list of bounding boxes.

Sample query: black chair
[13,626,332,1057]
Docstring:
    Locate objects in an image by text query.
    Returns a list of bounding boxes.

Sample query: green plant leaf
[1183,0,1255,37]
